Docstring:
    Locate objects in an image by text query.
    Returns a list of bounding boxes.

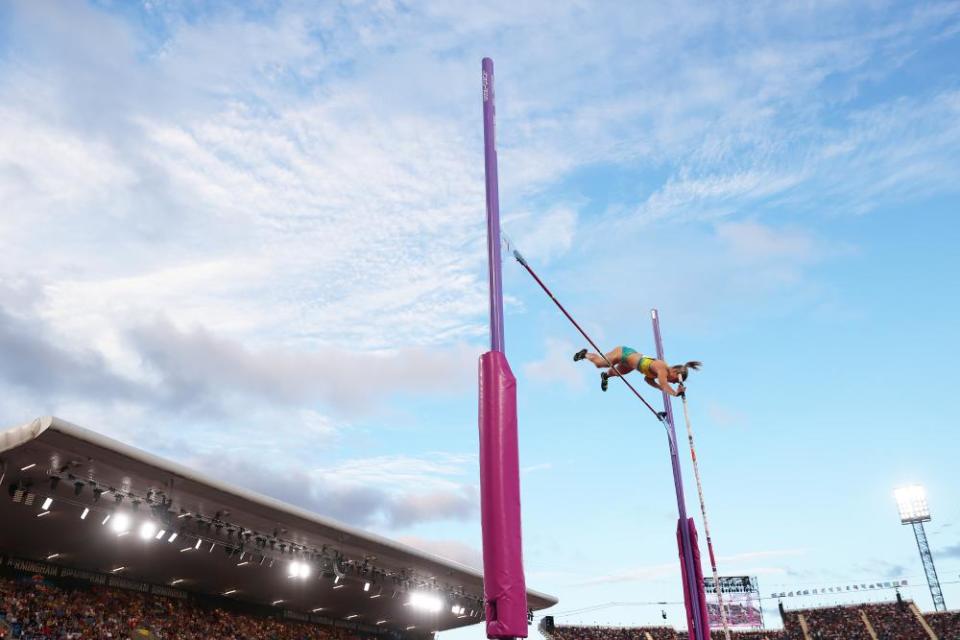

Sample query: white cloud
[504,206,579,265]
[523,339,586,391]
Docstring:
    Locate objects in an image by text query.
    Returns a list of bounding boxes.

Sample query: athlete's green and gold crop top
[639,356,656,377]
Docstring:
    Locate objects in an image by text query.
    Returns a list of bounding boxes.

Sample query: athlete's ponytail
[671,360,702,381]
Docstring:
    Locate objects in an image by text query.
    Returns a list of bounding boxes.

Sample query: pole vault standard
[651,310,710,640]
[478,57,529,640]
[508,248,713,640]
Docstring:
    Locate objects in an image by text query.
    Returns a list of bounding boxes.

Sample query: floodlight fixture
[895,485,931,524]
[139,521,158,540]
[20,463,36,472]
[288,561,310,579]
[409,592,443,613]
[110,513,131,535]
[894,484,946,611]
[80,508,89,520]
[41,497,53,511]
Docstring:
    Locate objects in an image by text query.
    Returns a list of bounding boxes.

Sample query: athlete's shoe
[573,348,587,362]
[600,372,609,392]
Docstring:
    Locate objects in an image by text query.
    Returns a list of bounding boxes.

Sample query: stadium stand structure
[926,611,960,639]
[0,417,557,638]
[547,600,959,640]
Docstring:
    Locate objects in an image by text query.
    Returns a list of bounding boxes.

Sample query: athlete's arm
[651,362,681,397]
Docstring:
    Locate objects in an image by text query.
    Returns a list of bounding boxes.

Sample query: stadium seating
[552,624,783,639]
[0,574,366,640]
[925,611,960,639]
[550,600,955,640]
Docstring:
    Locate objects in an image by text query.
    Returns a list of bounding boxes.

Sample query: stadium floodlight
[345,614,359,620]
[194,538,202,550]
[288,561,311,579]
[139,521,158,540]
[894,484,946,612]
[364,581,371,592]
[155,529,166,540]
[409,592,443,613]
[895,485,931,523]
[80,508,89,520]
[167,531,178,543]
[110,513,131,535]
[41,497,53,511]
[376,620,388,625]
[20,463,36,471]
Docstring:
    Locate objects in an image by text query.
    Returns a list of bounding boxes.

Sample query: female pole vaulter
[574,346,701,395]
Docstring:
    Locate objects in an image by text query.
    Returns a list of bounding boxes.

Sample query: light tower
[894,485,946,611]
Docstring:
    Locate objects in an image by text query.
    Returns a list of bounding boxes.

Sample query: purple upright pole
[651,309,709,640]
[478,57,528,639]
[483,57,506,354]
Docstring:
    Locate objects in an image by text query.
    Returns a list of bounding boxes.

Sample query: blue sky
[1,0,959,636]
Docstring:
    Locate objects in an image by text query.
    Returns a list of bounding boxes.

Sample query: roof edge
[0,416,55,455]
[4,416,558,609]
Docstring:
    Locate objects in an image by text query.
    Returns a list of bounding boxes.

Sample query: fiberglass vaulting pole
[478,57,529,640]
[681,395,733,640]
[651,309,710,640]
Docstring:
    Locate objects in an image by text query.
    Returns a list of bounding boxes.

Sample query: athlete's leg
[585,346,622,369]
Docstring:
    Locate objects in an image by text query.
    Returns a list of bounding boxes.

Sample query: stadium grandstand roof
[0,416,557,635]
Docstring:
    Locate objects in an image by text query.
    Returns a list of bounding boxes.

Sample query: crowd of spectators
[0,574,366,640]
[782,601,939,640]
[552,625,783,640]
[783,605,872,640]
[551,600,960,640]
[860,602,929,639]
[925,611,960,639]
